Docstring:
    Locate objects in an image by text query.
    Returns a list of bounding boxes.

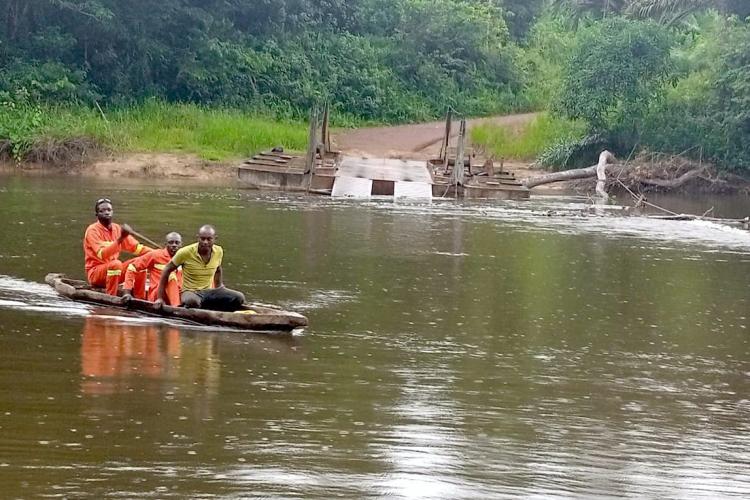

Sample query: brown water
[1,175,749,498]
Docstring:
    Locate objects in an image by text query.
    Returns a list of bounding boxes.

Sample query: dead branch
[639,165,707,188]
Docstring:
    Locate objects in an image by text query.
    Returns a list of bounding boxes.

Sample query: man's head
[94,198,113,226]
[165,232,182,257]
[197,225,216,252]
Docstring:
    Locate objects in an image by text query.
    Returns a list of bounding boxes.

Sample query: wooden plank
[255,154,293,162]
[394,181,432,199]
[244,159,302,169]
[258,152,295,160]
[240,165,300,174]
[248,158,289,165]
[337,156,432,184]
[331,176,373,198]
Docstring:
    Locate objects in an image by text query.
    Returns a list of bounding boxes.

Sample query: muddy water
[0,175,749,498]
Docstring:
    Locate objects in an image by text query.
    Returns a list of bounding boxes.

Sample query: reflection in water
[80,316,220,400]
[377,367,473,499]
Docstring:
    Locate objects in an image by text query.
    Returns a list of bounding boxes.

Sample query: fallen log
[523,151,615,189]
[639,165,707,188]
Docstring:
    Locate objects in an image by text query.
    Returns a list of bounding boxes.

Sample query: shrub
[0,89,46,161]
[536,134,607,170]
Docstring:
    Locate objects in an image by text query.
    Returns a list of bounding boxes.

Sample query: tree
[500,0,546,39]
[711,25,750,168]
[552,0,750,23]
[553,18,673,136]
[627,0,721,25]
[549,0,629,19]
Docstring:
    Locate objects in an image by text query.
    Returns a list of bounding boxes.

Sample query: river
[0,175,748,498]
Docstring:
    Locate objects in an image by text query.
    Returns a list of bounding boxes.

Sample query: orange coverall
[83,221,151,296]
[123,248,183,305]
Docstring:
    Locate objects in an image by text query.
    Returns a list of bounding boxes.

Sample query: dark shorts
[181,287,245,312]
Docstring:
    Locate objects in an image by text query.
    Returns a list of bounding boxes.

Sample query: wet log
[523,151,615,189]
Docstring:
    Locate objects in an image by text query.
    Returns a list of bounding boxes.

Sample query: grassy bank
[3,101,310,163]
[470,113,586,161]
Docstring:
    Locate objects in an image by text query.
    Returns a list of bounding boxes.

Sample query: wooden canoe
[45,273,308,332]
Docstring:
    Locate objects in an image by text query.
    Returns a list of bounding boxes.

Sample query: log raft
[45,273,308,332]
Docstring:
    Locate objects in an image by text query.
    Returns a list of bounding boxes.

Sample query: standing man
[155,225,245,311]
[122,232,183,305]
[84,198,152,296]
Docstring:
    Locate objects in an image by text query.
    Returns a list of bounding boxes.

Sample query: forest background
[1,0,749,173]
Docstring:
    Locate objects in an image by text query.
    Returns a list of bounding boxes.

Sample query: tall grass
[470,113,586,161]
[40,101,309,161]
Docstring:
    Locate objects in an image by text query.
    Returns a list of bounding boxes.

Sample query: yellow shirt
[171,243,224,292]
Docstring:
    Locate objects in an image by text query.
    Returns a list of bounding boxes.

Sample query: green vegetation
[471,113,586,160]
[0,0,523,120]
[473,3,750,172]
[553,18,673,134]
[1,1,749,173]
[1,99,308,162]
[51,102,309,161]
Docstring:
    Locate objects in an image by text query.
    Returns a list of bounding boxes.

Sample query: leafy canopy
[553,17,673,132]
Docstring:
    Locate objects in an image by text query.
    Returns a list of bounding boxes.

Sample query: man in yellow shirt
[155,225,245,311]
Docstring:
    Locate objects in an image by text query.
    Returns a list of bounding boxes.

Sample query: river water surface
[0,176,749,498]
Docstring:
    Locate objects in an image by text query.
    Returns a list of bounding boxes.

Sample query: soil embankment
[1,152,237,183]
[2,112,544,183]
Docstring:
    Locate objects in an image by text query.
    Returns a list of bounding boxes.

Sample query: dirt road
[332,112,539,160]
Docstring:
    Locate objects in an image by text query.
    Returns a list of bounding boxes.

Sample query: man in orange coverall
[83,198,152,296]
[121,232,183,305]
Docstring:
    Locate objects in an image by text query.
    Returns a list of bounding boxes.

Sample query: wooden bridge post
[450,119,466,189]
[304,106,319,176]
[441,108,453,174]
[321,101,331,154]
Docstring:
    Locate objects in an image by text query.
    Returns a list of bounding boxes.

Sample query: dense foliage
[0,0,532,121]
[1,0,750,171]
[641,18,750,170]
[554,18,673,132]
[544,9,750,170]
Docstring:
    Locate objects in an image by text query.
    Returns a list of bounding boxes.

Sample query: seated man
[83,198,151,296]
[155,225,245,311]
[122,232,183,305]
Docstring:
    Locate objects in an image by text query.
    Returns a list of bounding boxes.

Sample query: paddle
[126,226,160,249]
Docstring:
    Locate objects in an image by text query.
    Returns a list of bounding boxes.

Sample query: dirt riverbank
[1,152,237,182]
[2,112,549,185]
[3,112,747,196]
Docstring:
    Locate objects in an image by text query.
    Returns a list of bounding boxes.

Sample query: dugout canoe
[45,273,308,332]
